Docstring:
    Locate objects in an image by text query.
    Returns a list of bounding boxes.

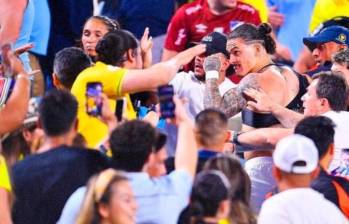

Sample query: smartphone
[1,43,13,77]
[115,97,127,122]
[158,84,175,118]
[86,82,103,116]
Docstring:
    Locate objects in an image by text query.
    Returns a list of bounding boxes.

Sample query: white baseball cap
[273,134,319,174]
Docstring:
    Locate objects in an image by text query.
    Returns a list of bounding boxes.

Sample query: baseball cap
[303,26,349,51]
[193,32,229,57]
[273,134,319,174]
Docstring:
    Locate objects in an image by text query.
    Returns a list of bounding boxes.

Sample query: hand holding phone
[158,84,175,118]
[86,82,103,116]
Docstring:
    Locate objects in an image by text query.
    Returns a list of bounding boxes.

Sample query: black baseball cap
[193,32,229,57]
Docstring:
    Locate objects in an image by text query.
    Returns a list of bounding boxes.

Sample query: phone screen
[86,82,103,116]
[158,84,175,118]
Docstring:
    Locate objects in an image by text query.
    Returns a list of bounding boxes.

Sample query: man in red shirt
[162,0,261,61]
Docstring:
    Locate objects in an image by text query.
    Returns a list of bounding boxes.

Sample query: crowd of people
[1,0,349,224]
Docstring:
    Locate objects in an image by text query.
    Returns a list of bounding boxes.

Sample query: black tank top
[242,64,309,128]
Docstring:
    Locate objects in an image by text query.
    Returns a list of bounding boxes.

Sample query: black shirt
[12,146,110,224]
[311,168,349,212]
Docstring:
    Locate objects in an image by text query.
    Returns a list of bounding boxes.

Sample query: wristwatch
[231,131,242,146]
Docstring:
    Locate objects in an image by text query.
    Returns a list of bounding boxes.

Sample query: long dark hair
[229,23,276,55]
[190,170,231,224]
[204,155,256,224]
[96,30,138,67]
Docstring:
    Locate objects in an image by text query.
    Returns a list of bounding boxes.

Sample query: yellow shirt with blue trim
[71,62,137,149]
[309,0,349,33]
[0,155,11,192]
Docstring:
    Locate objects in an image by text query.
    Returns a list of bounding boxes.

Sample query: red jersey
[164,0,261,52]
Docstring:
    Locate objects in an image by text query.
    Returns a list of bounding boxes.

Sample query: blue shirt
[29,0,50,56]
[15,0,35,71]
[268,0,316,60]
[128,170,192,223]
[58,170,193,224]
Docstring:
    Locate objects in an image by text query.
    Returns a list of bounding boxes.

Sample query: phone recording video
[158,84,175,118]
[86,82,103,116]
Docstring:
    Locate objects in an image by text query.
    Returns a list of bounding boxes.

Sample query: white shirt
[258,188,348,224]
[170,71,235,120]
[165,71,236,156]
[323,111,349,171]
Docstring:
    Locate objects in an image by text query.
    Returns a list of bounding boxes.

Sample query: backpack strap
[332,180,349,219]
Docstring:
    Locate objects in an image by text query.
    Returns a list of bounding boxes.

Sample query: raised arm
[121,44,206,94]
[174,97,198,178]
[0,0,27,44]
[230,127,293,151]
[0,51,30,134]
[204,56,261,117]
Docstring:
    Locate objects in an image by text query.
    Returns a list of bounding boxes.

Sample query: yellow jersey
[0,155,11,192]
[71,62,137,148]
[241,0,268,23]
[309,0,349,33]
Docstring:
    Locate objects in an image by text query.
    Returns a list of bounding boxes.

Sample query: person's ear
[98,203,110,219]
[37,119,43,130]
[126,49,136,63]
[320,98,330,107]
[52,73,61,88]
[145,152,155,167]
[22,129,33,142]
[328,143,334,156]
[217,199,230,219]
[272,165,281,181]
[310,166,320,180]
[254,43,262,55]
[225,131,231,143]
[74,119,79,132]
[339,44,347,51]
[221,56,230,71]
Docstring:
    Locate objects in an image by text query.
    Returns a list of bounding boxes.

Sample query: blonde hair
[76,169,128,224]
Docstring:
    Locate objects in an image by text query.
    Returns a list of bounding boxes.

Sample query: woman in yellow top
[71,30,205,148]
[0,155,12,224]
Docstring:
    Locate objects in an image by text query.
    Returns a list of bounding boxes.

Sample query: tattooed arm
[203,56,261,117]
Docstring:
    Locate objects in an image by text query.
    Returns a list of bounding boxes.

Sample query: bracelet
[230,131,242,145]
[206,71,219,79]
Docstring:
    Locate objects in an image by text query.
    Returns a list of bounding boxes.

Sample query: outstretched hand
[14,43,34,56]
[140,27,153,68]
[174,44,206,66]
[243,88,275,113]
